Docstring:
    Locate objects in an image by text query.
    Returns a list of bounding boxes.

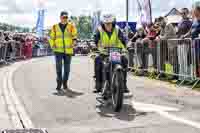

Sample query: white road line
[7,62,34,128]
[129,72,200,129]
[1,60,36,128]
[1,58,56,128]
[133,101,180,112]
[2,68,22,128]
[157,111,200,129]
[132,101,200,129]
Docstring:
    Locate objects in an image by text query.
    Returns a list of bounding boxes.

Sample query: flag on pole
[92,11,101,33]
[36,9,45,38]
[136,0,152,27]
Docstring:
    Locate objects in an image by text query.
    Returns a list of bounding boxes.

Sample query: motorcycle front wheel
[111,69,124,112]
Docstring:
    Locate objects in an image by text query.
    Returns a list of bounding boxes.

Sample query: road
[11,56,200,133]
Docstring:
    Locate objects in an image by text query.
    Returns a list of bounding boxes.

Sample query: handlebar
[94,47,127,54]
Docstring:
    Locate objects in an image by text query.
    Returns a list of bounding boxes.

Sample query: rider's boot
[93,80,102,93]
[123,71,130,93]
[124,80,130,93]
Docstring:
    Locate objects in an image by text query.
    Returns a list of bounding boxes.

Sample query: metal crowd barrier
[32,48,53,57]
[16,41,26,60]
[5,40,24,62]
[47,48,53,56]
[129,39,158,73]
[2,129,48,133]
[1,41,52,65]
[5,40,26,62]
[192,38,200,88]
[158,39,194,83]
[128,38,200,89]
[0,41,8,64]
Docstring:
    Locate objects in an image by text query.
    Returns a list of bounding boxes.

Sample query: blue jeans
[55,52,72,82]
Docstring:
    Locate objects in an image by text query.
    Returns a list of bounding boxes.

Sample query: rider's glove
[122,48,128,53]
[98,47,107,55]
[122,48,128,56]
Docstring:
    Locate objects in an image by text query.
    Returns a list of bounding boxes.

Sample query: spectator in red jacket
[142,23,158,71]
[24,36,33,59]
[143,23,158,48]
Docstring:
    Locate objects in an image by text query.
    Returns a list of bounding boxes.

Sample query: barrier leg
[156,72,161,79]
[178,79,185,86]
[133,68,139,75]
[0,45,7,65]
[192,79,200,89]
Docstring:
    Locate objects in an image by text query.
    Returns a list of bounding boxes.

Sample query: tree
[0,22,31,32]
[71,15,93,39]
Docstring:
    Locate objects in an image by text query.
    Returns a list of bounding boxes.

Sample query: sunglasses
[105,23,112,25]
[61,16,68,19]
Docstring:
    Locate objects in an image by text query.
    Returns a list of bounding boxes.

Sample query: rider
[93,14,130,93]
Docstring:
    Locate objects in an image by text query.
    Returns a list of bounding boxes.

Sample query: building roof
[166,15,182,24]
[165,8,181,17]
[164,8,182,24]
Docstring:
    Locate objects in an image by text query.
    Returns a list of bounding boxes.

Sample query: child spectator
[145,23,157,41]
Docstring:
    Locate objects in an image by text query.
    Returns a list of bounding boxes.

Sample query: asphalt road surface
[12,56,200,133]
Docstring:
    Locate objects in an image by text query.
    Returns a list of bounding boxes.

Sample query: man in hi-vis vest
[49,11,77,92]
[93,14,130,93]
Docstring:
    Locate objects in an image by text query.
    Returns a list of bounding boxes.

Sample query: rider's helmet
[102,14,115,24]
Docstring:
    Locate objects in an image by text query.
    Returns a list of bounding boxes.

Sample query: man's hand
[73,39,77,44]
[73,39,77,46]
[158,35,166,40]
[180,35,186,39]
[122,48,128,53]
[156,36,161,39]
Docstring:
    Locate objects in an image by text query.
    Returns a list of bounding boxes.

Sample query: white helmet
[102,14,115,23]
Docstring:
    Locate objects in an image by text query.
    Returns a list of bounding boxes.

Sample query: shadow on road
[65,89,84,98]
[52,91,66,96]
[96,104,147,121]
[124,94,134,99]
[52,89,84,98]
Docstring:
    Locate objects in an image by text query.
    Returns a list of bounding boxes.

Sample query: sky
[0,0,195,28]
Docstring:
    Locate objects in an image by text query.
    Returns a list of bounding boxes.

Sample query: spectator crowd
[0,31,51,65]
[126,3,200,87]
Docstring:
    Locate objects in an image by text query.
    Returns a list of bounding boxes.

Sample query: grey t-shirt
[160,23,176,39]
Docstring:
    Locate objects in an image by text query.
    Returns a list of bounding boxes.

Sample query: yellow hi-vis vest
[49,22,77,55]
[98,26,125,49]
